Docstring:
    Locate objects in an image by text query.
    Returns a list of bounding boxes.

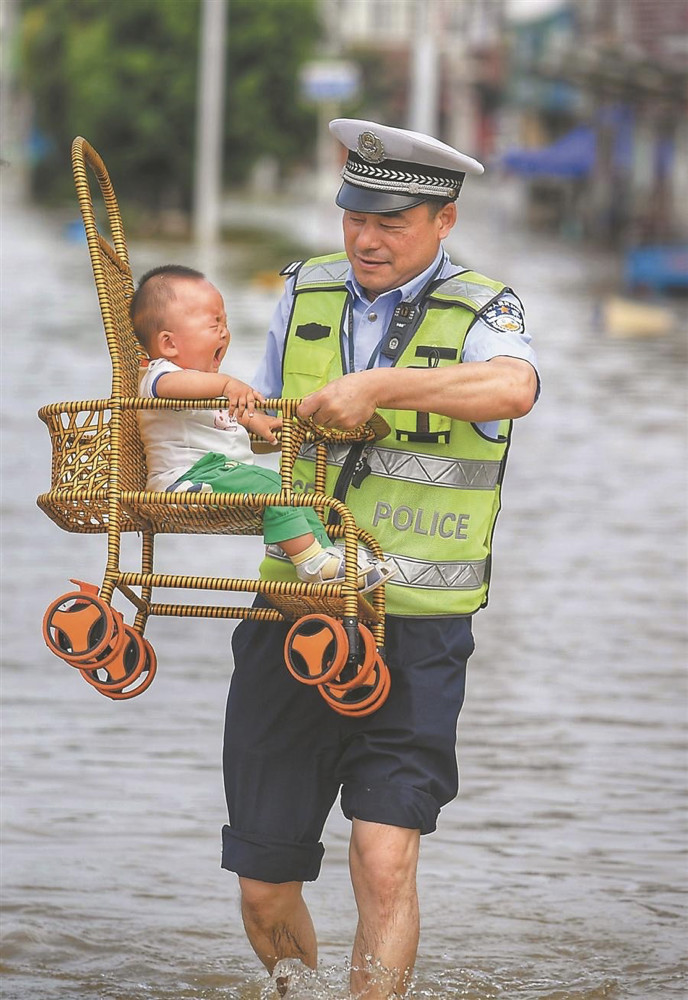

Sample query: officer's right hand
[298,371,380,429]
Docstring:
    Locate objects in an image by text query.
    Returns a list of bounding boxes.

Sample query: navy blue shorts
[221,603,474,884]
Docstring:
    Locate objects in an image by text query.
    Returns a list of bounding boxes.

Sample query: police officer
[222,119,539,998]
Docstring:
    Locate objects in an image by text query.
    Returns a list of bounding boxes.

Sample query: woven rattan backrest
[71,137,147,491]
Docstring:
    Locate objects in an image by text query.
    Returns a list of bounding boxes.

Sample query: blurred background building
[2,0,687,291]
[321,0,688,254]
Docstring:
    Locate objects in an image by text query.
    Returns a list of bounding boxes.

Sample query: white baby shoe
[295,545,396,594]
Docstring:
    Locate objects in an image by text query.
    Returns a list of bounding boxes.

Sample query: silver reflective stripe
[300,442,350,466]
[300,443,501,490]
[295,258,349,289]
[432,276,498,309]
[388,553,487,590]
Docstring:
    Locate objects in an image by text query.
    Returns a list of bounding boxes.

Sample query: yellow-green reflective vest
[259,252,513,617]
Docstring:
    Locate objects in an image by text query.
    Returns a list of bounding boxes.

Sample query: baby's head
[131,265,229,372]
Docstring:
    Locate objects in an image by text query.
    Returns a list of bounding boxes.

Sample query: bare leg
[238,877,317,980]
[349,819,421,998]
[279,533,316,558]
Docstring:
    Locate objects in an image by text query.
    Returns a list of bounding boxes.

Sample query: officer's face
[342,201,457,299]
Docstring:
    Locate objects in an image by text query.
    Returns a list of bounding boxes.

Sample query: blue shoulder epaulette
[279,260,304,277]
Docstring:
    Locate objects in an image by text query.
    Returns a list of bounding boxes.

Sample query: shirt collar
[345,247,448,306]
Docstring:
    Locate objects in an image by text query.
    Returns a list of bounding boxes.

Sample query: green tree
[19,0,321,209]
[222,0,320,184]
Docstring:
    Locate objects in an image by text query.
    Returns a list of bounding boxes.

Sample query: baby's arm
[153,370,264,417]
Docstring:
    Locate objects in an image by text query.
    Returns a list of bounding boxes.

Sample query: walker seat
[38,137,391,715]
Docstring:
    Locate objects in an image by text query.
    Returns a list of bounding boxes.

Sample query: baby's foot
[294,545,396,594]
[356,549,397,593]
[294,545,346,585]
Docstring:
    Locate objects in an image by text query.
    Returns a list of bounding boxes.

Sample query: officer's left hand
[298,371,379,429]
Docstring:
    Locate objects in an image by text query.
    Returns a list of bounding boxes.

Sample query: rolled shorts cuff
[341,781,441,835]
[221,825,325,883]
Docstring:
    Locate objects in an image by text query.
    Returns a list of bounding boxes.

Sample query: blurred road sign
[300,60,360,103]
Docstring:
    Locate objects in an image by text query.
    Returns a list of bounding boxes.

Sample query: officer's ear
[434,201,457,239]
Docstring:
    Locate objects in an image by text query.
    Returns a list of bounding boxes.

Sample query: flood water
[1,176,686,1000]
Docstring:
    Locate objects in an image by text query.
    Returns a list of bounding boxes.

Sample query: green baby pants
[171,452,330,547]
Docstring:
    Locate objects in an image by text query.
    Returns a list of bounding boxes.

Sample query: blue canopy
[502,126,596,179]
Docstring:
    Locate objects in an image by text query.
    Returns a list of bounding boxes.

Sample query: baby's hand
[222,377,265,418]
[242,411,282,445]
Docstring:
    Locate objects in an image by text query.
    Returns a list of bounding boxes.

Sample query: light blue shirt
[253,247,539,437]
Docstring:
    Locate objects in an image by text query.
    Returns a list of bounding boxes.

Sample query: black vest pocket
[295,323,331,341]
[395,411,452,444]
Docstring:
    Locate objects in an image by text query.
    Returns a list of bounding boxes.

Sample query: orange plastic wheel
[78,624,148,693]
[60,609,129,670]
[81,635,157,700]
[331,658,391,718]
[327,624,377,692]
[284,614,349,685]
[319,654,391,717]
[43,590,118,663]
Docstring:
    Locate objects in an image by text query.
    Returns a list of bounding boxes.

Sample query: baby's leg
[235,465,331,550]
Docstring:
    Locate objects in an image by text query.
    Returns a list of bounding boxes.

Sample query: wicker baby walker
[38,137,392,716]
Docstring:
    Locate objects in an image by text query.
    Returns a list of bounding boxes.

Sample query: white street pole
[317,100,339,202]
[193,0,228,245]
[408,0,439,136]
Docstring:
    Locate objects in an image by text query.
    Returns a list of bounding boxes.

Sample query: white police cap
[330,118,484,214]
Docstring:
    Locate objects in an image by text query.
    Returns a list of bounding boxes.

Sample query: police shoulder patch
[481,298,525,335]
[279,260,304,277]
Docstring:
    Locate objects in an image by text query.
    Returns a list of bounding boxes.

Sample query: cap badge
[357,130,385,163]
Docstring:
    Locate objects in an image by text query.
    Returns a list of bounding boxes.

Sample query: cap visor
[335,181,428,214]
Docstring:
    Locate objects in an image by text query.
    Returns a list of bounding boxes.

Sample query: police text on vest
[372,502,470,538]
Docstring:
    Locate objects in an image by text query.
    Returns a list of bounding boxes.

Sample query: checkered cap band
[342,151,464,200]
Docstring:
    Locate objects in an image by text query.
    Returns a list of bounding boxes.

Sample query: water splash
[260,958,349,998]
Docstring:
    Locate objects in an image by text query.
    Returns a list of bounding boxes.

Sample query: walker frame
[38,137,391,712]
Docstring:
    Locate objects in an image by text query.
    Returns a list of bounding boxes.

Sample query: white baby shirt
[137,358,254,491]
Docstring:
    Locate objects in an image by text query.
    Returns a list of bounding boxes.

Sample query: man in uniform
[221,119,539,997]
